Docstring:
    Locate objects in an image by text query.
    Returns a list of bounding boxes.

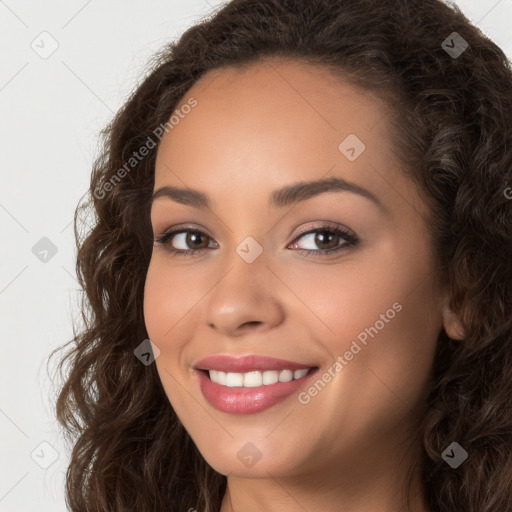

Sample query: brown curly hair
[48,0,512,510]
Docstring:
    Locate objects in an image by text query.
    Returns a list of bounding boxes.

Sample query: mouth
[193,354,320,414]
[194,354,318,373]
[198,367,317,387]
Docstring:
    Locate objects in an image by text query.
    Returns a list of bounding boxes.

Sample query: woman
[50,0,512,510]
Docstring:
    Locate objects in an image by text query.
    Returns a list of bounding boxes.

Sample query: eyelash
[154,222,359,258]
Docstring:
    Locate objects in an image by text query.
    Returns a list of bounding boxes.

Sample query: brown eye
[182,231,210,249]
[288,225,359,256]
[313,230,341,251]
[155,229,217,255]
[154,224,358,257]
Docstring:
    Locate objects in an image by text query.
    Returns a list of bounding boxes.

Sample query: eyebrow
[151,176,385,212]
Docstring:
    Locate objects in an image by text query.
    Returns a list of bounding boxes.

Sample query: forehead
[159,58,391,155]
[153,58,420,219]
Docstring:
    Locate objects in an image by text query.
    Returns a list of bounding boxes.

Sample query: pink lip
[194,356,320,414]
[194,354,316,373]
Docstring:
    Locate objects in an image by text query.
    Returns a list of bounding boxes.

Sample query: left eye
[289,227,357,254]
[154,224,358,257]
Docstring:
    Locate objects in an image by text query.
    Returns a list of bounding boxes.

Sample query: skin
[143,57,465,512]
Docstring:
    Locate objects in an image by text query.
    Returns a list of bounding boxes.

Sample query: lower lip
[196,368,319,414]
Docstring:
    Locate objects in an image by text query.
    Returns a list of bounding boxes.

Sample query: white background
[1,1,511,510]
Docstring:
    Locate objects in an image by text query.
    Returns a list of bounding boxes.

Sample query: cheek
[143,257,211,400]
[143,259,197,414]
[143,262,170,341]
[316,234,438,355]
[143,257,198,341]
[292,237,439,407]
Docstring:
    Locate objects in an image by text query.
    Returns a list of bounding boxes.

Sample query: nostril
[241,321,263,328]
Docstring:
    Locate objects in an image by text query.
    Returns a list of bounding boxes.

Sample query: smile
[193,354,319,414]
[207,368,312,387]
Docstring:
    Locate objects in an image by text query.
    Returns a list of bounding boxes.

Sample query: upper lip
[194,355,317,373]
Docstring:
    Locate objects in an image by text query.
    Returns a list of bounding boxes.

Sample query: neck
[219,432,429,512]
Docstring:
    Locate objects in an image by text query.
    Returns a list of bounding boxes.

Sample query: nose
[204,248,286,337]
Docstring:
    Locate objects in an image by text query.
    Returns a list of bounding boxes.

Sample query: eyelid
[290,220,356,239]
[154,220,358,257]
[155,222,214,239]
[155,227,360,258]
[154,221,353,244]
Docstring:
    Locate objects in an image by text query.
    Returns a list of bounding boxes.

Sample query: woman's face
[143,58,462,482]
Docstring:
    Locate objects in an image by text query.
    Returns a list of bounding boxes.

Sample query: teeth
[225,372,243,387]
[209,370,226,385]
[263,370,279,385]
[207,368,312,387]
[294,368,309,379]
[243,371,263,387]
[279,369,293,382]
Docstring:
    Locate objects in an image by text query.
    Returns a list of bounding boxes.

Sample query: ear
[441,295,465,340]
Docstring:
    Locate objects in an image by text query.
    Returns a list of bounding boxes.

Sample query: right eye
[154,228,218,256]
